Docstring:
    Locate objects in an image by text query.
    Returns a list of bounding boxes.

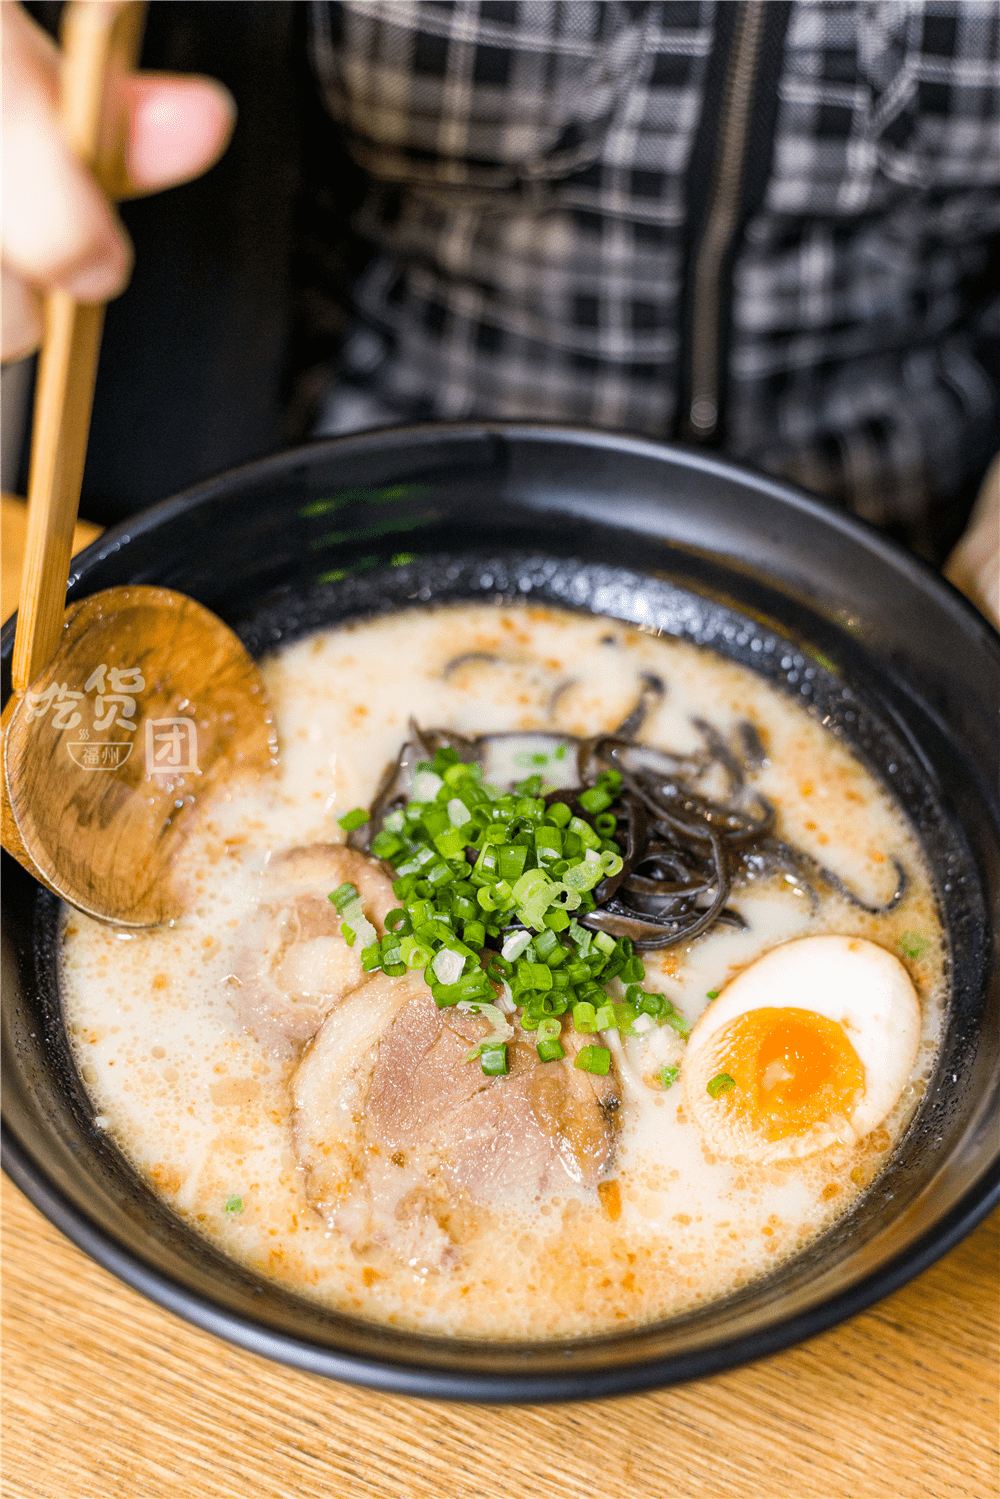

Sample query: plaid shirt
[304,1,1000,553]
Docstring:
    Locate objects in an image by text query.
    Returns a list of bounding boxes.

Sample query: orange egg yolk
[714,1007,865,1142]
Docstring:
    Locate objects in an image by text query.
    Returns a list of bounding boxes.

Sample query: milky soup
[60,604,945,1339]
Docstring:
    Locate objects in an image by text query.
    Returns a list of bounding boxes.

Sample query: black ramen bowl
[3,423,998,1401]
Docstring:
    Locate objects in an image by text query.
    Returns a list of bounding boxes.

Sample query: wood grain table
[2,498,997,1499]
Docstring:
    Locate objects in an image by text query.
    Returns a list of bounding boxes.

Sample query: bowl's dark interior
[3,424,998,1401]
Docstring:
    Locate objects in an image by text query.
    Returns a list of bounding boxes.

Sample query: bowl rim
[53,420,1000,652]
[3,420,998,1401]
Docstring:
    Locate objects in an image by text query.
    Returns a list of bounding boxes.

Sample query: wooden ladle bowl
[1,586,276,926]
[0,1,276,926]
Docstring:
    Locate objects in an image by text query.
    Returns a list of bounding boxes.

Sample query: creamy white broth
[61,604,945,1339]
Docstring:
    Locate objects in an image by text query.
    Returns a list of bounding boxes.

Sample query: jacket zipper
[682,0,768,442]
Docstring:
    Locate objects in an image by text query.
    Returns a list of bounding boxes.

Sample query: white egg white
[682,935,922,1162]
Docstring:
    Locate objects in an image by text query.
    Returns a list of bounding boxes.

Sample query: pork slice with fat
[292,977,619,1271]
[227,845,396,1052]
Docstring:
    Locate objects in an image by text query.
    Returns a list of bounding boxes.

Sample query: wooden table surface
[2,498,997,1499]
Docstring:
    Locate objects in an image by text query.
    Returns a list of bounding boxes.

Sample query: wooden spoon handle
[12,1,146,694]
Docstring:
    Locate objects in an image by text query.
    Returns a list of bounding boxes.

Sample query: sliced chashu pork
[292,975,619,1271]
[228,845,396,1052]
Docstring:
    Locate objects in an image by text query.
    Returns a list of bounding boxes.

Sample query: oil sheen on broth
[60,605,945,1340]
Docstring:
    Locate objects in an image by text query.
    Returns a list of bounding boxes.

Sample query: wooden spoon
[0,1,277,927]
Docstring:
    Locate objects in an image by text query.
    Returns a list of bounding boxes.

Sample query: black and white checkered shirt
[303,1,1000,554]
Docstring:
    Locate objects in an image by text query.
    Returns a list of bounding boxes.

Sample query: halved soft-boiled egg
[682,935,921,1163]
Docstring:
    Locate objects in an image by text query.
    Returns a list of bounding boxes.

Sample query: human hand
[945,454,1000,630]
[1,0,235,363]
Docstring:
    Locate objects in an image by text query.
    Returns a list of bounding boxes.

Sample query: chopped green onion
[400,935,433,969]
[434,827,465,860]
[432,971,493,1007]
[413,917,451,946]
[364,745,691,1068]
[432,948,465,986]
[567,920,592,956]
[329,881,359,913]
[613,1000,639,1036]
[528,991,571,1017]
[535,826,562,857]
[534,928,558,959]
[518,961,553,992]
[706,989,720,1000]
[485,950,513,981]
[707,1072,736,1098]
[500,929,530,965]
[463,919,486,949]
[518,886,560,930]
[340,895,377,952]
[442,758,473,785]
[511,867,548,902]
[224,1194,243,1214]
[568,815,600,849]
[575,1045,611,1076]
[577,770,622,815]
[457,1002,514,1059]
[477,879,514,912]
[562,858,604,893]
[337,807,369,832]
[578,787,611,814]
[497,844,529,880]
[480,1045,509,1076]
[413,770,444,800]
[448,797,472,826]
[657,1065,680,1089]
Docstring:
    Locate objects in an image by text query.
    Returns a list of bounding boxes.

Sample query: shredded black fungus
[352,680,908,949]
